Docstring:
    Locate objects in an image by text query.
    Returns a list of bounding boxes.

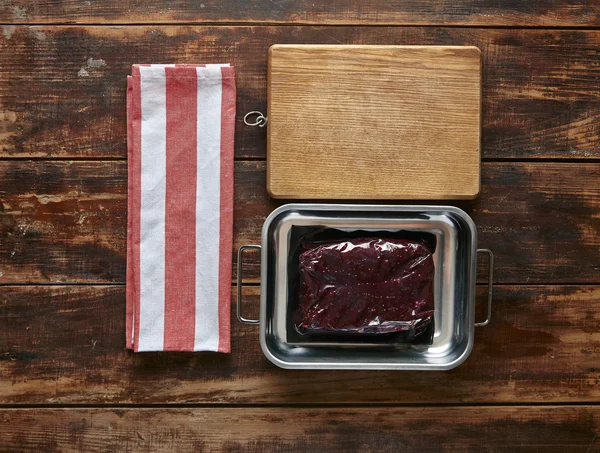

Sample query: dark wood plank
[0,161,127,284]
[237,161,600,285]
[1,26,600,160]
[1,161,598,285]
[1,406,599,452]
[0,1,598,27]
[1,285,599,404]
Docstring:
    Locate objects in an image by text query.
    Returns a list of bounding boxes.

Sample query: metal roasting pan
[238,204,493,370]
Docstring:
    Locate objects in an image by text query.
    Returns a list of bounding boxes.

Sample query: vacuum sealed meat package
[297,238,435,336]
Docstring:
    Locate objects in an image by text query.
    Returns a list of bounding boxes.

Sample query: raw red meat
[297,238,435,335]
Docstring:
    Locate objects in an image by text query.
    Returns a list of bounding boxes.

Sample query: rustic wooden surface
[0,27,600,161]
[0,1,598,27]
[1,6,600,452]
[2,407,600,452]
[1,161,598,284]
[1,285,599,404]
[267,45,481,199]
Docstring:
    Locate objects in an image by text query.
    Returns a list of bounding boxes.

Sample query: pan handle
[475,249,494,327]
[237,245,261,325]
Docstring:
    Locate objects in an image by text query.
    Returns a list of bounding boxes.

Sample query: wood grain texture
[1,161,598,285]
[0,26,600,160]
[0,6,597,448]
[0,161,127,284]
[1,285,599,404]
[0,1,598,26]
[1,406,600,452]
[267,45,481,200]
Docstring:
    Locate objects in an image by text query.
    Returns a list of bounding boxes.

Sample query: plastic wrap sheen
[297,238,435,336]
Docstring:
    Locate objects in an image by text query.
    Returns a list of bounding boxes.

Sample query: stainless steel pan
[238,204,493,370]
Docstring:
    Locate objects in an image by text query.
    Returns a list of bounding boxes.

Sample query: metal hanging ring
[243,110,268,128]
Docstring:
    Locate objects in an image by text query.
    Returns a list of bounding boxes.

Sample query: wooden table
[1,2,599,451]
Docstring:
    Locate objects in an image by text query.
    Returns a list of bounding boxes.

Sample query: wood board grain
[1,406,599,452]
[1,285,599,404]
[0,26,599,160]
[267,45,481,199]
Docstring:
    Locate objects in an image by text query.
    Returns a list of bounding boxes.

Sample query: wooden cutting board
[267,45,481,200]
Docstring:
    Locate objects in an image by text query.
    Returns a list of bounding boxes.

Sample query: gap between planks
[2,22,600,30]
[2,402,600,410]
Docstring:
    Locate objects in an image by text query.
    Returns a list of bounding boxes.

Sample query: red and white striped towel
[126,64,235,352]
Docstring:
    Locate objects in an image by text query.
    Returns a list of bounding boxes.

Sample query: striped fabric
[126,64,235,352]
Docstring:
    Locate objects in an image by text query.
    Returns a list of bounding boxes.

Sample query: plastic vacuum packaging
[296,237,435,338]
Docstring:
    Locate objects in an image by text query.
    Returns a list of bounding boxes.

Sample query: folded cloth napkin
[126,64,235,352]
